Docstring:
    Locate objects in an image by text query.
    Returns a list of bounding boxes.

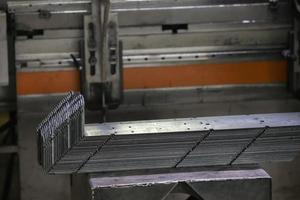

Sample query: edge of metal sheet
[84,112,300,137]
[88,165,271,189]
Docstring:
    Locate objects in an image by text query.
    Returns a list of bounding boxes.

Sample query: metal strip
[174,130,213,168]
[229,126,269,165]
[75,134,115,173]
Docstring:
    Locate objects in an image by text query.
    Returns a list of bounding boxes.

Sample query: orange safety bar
[124,60,288,89]
[17,70,81,95]
[17,60,288,95]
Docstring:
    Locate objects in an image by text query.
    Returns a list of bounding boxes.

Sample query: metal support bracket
[71,166,272,200]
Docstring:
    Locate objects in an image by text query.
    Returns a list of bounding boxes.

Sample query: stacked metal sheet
[37,93,300,174]
[37,92,85,172]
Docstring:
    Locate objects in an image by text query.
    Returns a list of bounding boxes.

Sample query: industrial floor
[16,85,300,200]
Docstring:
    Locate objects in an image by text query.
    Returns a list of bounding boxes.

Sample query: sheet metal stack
[37,93,300,174]
[37,92,85,173]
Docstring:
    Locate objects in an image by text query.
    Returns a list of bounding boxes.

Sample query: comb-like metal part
[37,92,85,171]
[37,94,300,174]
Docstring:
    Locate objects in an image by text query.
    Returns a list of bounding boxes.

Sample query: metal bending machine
[2,0,300,200]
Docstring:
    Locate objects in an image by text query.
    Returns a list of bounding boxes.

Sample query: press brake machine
[2,0,300,200]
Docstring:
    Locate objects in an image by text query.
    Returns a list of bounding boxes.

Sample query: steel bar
[88,166,271,188]
[37,93,300,174]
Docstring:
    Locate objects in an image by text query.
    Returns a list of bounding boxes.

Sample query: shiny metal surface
[89,166,270,188]
[84,113,300,136]
[84,166,271,200]
[37,92,300,174]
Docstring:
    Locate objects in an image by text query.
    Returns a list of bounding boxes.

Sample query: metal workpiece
[37,92,85,167]
[83,166,271,200]
[37,93,300,174]
[0,11,9,86]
